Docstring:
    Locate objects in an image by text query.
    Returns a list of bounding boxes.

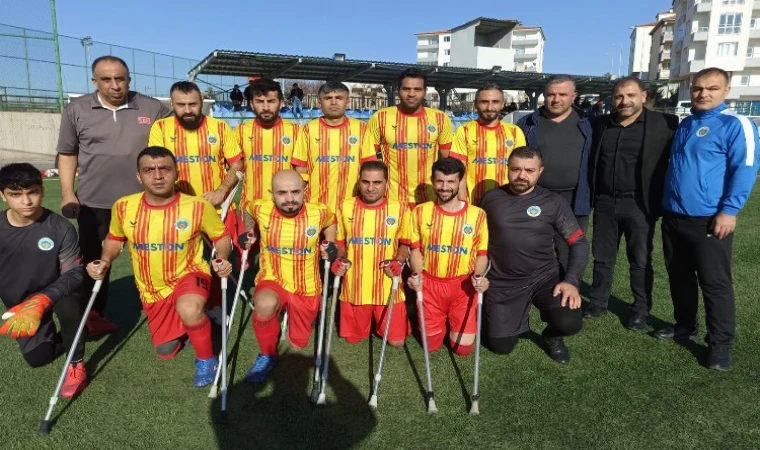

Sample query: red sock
[452,342,473,356]
[252,312,280,356]
[184,316,214,360]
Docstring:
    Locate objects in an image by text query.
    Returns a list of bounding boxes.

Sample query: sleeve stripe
[291,157,308,167]
[440,143,452,150]
[106,233,127,242]
[566,229,583,245]
[722,110,756,166]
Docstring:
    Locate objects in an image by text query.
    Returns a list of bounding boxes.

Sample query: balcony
[658,69,671,79]
[514,52,538,61]
[745,57,760,68]
[692,30,709,41]
[751,28,760,39]
[756,0,760,9]
[695,0,712,13]
[417,42,439,51]
[661,50,672,60]
[512,37,539,46]
[662,32,674,43]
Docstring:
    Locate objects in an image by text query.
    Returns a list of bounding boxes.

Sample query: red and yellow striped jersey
[336,197,411,306]
[237,118,299,211]
[453,120,526,205]
[248,199,336,296]
[409,201,488,278]
[365,106,458,205]
[148,116,243,212]
[106,192,228,304]
[292,117,377,213]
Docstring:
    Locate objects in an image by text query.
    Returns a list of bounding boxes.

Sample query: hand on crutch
[469,262,490,416]
[310,240,338,403]
[209,232,257,399]
[38,261,103,434]
[212,259,231,424]
[316,258,352,406]
[409,272,437,414]
[368,259,404,410]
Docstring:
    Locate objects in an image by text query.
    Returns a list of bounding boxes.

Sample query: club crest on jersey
[462,224,474,236]
[696,126,709,137]
[426,124,437,134]
[281,136,292,145]
[175,218,190,231]
[385,216,397,227]
[38,237,54,251]
[505,138,514,147]
[305,225,318,238]
[207,134,218,145]
[348,135,359,145]
[527,206,542,217]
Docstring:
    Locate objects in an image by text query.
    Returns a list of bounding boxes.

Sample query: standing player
[292,82,377,213]
[86,147,233,387]
[366,69,458,207]
[242,170,337,383]
[334,161,411,346]
[0,163,88,397]
[453,82,526,205]
[479,147,587,364]
[407,158,489,356]
[237,78,299,211]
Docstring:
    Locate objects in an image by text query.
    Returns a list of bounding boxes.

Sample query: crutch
[310,241,332,404]
[210,171,243,261]
[412,272,437,414]
[316,258,352,406]
[216,260,230,424]
[368,260,402,410]
[209,232,256,399]
[38,261,103,434]
[470,262,490,415]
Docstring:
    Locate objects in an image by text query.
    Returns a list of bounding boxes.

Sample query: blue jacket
[516,107,594,216]
[662,103,760,217]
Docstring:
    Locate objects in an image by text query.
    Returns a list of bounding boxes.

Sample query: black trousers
[589,195,656,315]
[15,294,85,367]
[550,189,589,277]
[78,205,112,316]
[662,213,735,346]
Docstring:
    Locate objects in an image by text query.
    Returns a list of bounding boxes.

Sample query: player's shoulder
[500,121,522,133]
[535,186,568,207]
[205,116,230,129]
[115,192,144,207]
[41,208,76,232]
[153,116,173,127]
[415,200,436,213]
[178,191,213,208]
[340,196,358,210]
[717,109,756,134]
[281,118,299,131]
[425,107,449,120]
[466,202,487,217]
[306,201,331,214]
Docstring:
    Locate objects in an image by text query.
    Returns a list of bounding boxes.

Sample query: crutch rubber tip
[427,399,438,414]
[469,402,480,415]
[38,420,52,435]
[316,393,327,406]
[219,410,228,425]
[368,395,378,410]
[208,386,219,399]
[309,387,320,404]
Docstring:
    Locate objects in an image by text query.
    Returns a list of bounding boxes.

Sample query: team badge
[385,216,397,227]
[305,225,318,238]
[37,237,54,251]
[426,124,437,134]
[505,138,514,147]
[207,134,218,145]
[137,117,151,125]
[697,126,709,137]
[527,206,542,217]
[281,136,292,145]
[175,218,190,231]
[348,135,359,145]
[462,224,474,236]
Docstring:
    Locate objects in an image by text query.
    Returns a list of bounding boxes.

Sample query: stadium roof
[188,50,625,94]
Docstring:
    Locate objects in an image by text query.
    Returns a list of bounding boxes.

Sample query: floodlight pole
[50,0,64,112]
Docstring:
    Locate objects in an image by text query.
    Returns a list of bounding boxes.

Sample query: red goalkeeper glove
[0,293,53,339]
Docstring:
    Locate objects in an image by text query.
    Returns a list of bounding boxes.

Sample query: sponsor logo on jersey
[305,225,318,237]
[391,142,435,150]
[264,246,313,255]
[348,135,359,145]
[347,216,354,222]
[132,243,185,251]
[138,117,152,125]
[38,237,54,251]
[175,218,190,231]
[462,224,474,236]
[527,206,542,217]
[471,140,478,145]
[348,237,393,245]
[505,138,514,147]
[426,124,437,134]
[471,157,509,164]
[281,136,292,145]
[316,155,356,163]
[248,155,289,162]
[385,216,397,227]
[176,155,217,163]
[207,134,218,145]
[427,244,468,255]
[697,126,709,137]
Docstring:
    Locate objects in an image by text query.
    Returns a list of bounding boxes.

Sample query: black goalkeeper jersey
[0,208,84,307]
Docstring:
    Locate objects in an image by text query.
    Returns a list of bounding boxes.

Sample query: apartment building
[629,22,657,79]
[649,12,677,80]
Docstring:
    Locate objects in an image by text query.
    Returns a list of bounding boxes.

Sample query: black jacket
[591,109,679,217]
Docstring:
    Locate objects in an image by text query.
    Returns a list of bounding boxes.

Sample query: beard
[436,189,458,204]
[508,180,531,194]
[178,114,202,130]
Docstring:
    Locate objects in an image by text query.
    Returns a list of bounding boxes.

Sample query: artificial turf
[2,179,759,449]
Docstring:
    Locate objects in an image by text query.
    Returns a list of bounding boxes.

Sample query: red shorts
[339,301,410,343]
[254,280,320,349]
[418,273,477,337]
[143,272,211,347]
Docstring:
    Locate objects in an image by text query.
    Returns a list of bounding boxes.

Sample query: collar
[610,108,646,127]
[90,91,135,111]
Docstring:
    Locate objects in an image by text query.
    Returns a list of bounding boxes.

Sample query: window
[752,17,760,28]
[444,49,450,55]
[443,62,449,67]
[740,74,750,85]
[718,42,738,56]
[722,0,745,4]
[719,13,743,34]
[443,36,450,42]
[748,46,755,57]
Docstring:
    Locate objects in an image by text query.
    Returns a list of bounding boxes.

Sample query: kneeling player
[479,147,587,364]
[0,163,88,397]
[87,147,233,387]
[242,170,337,383]
[334,161,411,347]
[407,158,490,356]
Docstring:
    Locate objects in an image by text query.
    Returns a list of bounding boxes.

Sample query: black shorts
[485,271,563,338]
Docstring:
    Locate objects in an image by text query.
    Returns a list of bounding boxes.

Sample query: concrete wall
[0,112,61,163]
[450,27,477,68]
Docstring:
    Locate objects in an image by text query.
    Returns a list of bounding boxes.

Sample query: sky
[10,0,672,76]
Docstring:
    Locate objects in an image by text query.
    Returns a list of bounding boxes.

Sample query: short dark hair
[359,160,388,181]
[170,81,202,96]
[431,157,465,181]
[693,67,730,85]
[398,68,427,89]
[91,55,130,77]
[613,76,646,93]
[509,146,543,163]
[250,78,284,100]
[318,81,350,97]
[545,75,576,93]
[0,163,43,191]
[137,146,176,169]
[475,82,504,100]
